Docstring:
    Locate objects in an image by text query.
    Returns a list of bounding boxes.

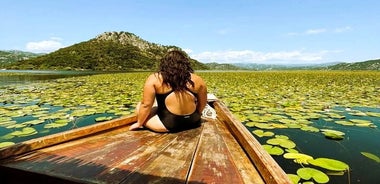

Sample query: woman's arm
[195,75,207,114]
[129,74,156,130]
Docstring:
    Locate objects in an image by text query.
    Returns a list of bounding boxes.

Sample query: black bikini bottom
[157,109,201,132]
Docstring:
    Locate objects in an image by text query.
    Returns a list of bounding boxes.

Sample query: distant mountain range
[1,31,379,71]
[231,62,344,70]
[325,59,380,70]
[0,50,42,67]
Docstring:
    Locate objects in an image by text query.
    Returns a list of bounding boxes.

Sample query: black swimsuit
[156,90,201,132]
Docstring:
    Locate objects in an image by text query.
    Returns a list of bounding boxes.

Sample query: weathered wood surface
[0,115,137,160]
[214,101,292,184]
[0,101,290,184]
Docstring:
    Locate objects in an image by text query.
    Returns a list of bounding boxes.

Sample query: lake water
[1,70,379,184]
[0,70,106,86]
[0,70,119,142]
[252,107,380,184]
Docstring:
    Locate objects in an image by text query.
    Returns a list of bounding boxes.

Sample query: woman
[129,50,207,132]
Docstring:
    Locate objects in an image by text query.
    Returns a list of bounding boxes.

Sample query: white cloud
[288,26,351,36]
[305,28,327,35]
[25,37,64,53]
[190,49,340,64]
[334,26,352,33]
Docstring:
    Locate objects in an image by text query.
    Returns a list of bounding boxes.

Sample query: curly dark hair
[158,50,195,91]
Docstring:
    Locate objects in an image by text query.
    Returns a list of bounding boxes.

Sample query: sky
[1,0,380,65]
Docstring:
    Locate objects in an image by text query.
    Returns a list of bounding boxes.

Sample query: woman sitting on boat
[129,50,208,132]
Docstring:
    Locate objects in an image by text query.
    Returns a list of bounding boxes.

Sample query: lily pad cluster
[1,71,379,183]
[0,72,147,146]
[199,71,379,183]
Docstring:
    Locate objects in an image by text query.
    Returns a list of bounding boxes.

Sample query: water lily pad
[254,122,275,129]
[252,130,274,137]
[361,152,380,163]
[301,126,319,132]
[10,127,37,137]
[366,112,380,117]
[284,153,313,164]
[0,141,15,148]
[308,158,349,171]
[286,124,302,129]
[335,120,355,126]
[95,116,113,122]
[262,144,284,155]
[44,121,69,129]
[245,122,256,127]
[54,119,71,124]
[325,113,345,119]
[285,148,299,153]
[320,129,345,140]
[297,167,329,183]
[287,174,300,184]
[267,137,296,149]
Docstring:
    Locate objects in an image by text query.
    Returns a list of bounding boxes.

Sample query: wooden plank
[213,101,292,184]
[1,123,204,184]
[187,118,247,183]
[120,125,204,184]
[1,126,170,183]
[213,117,265,184]
[0,115,137,160]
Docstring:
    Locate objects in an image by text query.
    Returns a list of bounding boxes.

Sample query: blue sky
[1,0,379,64]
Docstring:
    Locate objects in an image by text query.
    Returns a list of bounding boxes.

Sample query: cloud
[305,28,327,35]
[288,26,351,36]
[334,26,352,33]
[25,37,64,53]
[190,49,340,64]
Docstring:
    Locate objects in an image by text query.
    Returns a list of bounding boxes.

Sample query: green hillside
[7,31,209,71]
[205,62,244,70]
[0,50,42,67]
[327,59,380,70]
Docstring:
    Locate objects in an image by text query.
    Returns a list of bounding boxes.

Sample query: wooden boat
[0,100,292,184]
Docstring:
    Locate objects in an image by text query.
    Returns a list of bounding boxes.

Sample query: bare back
[153,73,207,115]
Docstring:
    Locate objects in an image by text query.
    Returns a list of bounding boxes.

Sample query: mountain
[205,62,244,70]
[327,59,380,70]
[7,31,209,71]
[232,62,343,70]
[0,50,43,67]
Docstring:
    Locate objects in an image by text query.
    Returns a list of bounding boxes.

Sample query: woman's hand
[129,122,143,131]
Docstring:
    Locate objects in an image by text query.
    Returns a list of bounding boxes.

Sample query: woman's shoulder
[191,73,205,83]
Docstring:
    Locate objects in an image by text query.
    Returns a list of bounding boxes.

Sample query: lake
[0,70,379,184]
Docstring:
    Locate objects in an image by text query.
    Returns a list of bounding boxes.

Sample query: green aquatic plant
[95,116,114,122]
[252,130,274,137]
[284,152,313,165]
[0,141,15,149]
[349,119,375,127]
[267,135,296,149]
[262,144,284,155]
[320,129,345,140]
[10,127,37,137]
[366,112,380,117]
[287,174,300,184]
[361,152,380,163]
[297,167,329,184]
[308,158,349,171]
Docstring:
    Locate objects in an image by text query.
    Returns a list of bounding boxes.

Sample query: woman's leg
[144,114,169,132]
[134,102,169,133]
